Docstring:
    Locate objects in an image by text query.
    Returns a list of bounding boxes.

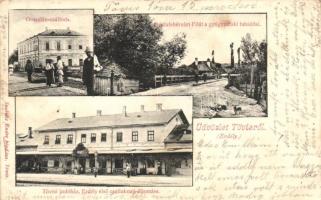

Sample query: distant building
[187,51,225,77]
[17,28,89,69]
[16,104,192,176]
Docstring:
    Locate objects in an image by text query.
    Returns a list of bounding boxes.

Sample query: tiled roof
[188,61,214,72]
[36,109,185,132]
[37,29,84,36]
[96,59,138,79]
[16,134,41,147]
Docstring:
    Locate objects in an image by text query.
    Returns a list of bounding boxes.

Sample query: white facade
[17,29,89,69]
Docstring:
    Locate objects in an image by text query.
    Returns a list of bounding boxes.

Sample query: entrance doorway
[79,158,86,174]
[114,159,123,174]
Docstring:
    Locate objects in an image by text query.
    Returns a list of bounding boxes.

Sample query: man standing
[126,163,131,178]
[82,47,102,95]
[25,60,33,82]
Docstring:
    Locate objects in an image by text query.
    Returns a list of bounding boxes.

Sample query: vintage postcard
[1,0,321,200]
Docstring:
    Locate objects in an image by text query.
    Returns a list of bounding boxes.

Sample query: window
[57,41,61,50]
[68,59,72,66]
[81,134,86,143]
[79,59,83,66]
[91,133,96,143]
[54,160,59,167]
[116,132,122,142]
[67,134,73,144]
[132,131,138,142]
[147,131,154,141]
[68,44,72,49]
[101,133,107,142]
[45,42,49,50]
[55,135,61,144]
[79,45,83,50]
[44,136,49,145]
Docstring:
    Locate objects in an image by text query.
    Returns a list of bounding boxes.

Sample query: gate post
[110,70,114,96]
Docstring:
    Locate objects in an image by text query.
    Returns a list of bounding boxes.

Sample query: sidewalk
[16,173,192,187]
[9,73,86,96]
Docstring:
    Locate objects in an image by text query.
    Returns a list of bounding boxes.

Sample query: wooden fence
[154,74,220,87]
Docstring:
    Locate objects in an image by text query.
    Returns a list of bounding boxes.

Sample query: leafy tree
[240,33,259,64]
[240,33,267,100]
[158,33,187,84]
[94,15,187,87]
[94,14,163,87]
[8,49,18,64]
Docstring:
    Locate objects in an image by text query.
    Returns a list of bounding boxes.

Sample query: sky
[16,96,192,134]
[151,14,266,65]
[9,9,93,54]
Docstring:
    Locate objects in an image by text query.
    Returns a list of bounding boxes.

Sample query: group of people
[44,56,64,87]
[24,56,65,87]
[24,47,101,95]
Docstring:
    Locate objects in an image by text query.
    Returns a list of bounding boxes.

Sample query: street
[16,173,192,187]
[134,78,267,118]
[9,72,86,96]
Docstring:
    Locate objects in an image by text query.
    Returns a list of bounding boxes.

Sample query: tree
[94,15,163,87]
[240,33,259,65]
[240,33,267,101]
[94,15,187,88]
[8,49,18,64]
[158,33,187,84]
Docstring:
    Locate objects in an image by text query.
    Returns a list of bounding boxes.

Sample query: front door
[79,158,86,174]
[114,159,123,174]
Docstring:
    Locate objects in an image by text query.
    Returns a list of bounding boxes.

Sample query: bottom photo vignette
[15,96,193,187]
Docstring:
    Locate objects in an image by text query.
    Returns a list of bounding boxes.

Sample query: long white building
[16,104,192,176]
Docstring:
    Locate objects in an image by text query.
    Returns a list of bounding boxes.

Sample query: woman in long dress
[56,56,64,87]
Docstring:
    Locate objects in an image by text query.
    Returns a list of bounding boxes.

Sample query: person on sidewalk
[45,59,55,87]
[82,47,102,95]
[93,167,98,178]
[126,163,131,178]
[56,56,64,87]
[25,60,33,82]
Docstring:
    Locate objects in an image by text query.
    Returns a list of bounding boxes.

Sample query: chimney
[97,110,102,116]
[123,106,127,117]
[156,103,163,111]
[72,113,76,118]
[28,127,33,138]
[206,58,211,67]
[140,105,145,112]
[194,57,198,66]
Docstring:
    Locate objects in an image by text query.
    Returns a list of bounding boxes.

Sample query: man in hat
[82,47,102,95]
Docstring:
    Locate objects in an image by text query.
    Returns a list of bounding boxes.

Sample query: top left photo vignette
[8,9,93,96]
